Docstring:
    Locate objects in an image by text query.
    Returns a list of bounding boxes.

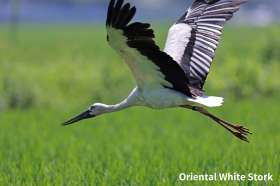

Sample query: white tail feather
[194,96,224,107]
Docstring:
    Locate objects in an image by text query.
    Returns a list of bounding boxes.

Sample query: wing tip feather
[106,0,137,28]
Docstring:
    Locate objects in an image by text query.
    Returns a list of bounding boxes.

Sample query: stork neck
[106,101,132,113]
[104,87,140,113]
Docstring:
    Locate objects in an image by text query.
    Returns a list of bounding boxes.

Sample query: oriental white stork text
[179,172,273,182]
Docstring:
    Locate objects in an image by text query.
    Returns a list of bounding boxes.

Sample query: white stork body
[64,0,251,142]
[118,87,223,109]
[94,87,188,110]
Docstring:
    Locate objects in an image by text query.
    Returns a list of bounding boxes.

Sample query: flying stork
[63,0,251,142]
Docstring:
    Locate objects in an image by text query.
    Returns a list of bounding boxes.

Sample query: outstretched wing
[164,0,247,90]
[106,0,193,97]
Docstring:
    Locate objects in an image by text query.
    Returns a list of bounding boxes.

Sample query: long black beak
[62,110,96,126]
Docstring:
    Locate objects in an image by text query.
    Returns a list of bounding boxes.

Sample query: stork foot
[214,119,251,143]
[182,106,252,142]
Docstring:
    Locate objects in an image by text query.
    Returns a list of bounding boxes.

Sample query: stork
[63,0,251,142]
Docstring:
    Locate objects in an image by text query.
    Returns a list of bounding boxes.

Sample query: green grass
[0,99,280,185]
[0,25,280,185]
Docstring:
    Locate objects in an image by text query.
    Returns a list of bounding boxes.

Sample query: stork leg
[181,106,252,142]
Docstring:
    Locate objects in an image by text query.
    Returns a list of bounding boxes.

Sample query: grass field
[0,25,280,185]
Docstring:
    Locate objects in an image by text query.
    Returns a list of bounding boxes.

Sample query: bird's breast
[138,87,189,109]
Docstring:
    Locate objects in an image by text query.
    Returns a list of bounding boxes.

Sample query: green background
[0,25,279,185]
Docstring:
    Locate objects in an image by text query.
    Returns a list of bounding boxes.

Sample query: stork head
[62,103,109,125]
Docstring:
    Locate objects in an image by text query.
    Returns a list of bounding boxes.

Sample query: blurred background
[1,0,280,25]
[0,0,279,110]
[0,0,280,185]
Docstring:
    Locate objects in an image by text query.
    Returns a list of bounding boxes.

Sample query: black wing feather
[106,0,196,97]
